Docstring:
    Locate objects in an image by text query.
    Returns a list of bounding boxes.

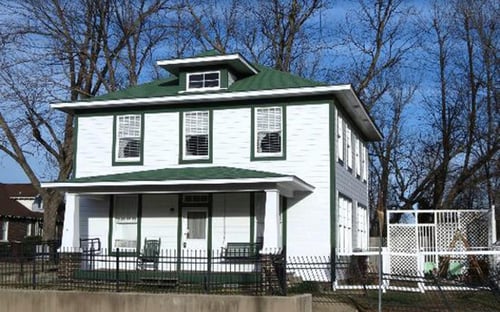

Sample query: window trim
[112,113,144,166]
[355,203,368,250]
[186,71,221,92]
[346,123,352,171]
[251,105,286,161]
[179,110,213,164]
[337,112,344,164]
[0,221,8,241]
[355,135,361,178]
[337,193,353,255]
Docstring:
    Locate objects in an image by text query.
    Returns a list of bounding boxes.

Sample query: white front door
[182,207,208,251]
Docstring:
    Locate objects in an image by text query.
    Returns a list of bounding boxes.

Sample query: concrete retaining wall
[0,289,311,312]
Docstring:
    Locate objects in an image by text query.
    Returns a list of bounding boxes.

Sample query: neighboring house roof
[41,166,314,194]
[0,184,43,220]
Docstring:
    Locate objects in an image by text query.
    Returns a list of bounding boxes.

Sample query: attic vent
[187,71,220,91]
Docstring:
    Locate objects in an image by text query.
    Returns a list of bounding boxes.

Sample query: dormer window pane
[187,71,220,90]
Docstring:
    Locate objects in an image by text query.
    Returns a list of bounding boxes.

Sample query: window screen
[184,111,209,158]
[256,107,282,155]
[116,115,141,161]
[187,211,206,239]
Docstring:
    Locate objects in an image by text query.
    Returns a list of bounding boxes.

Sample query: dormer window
[186,71,220,91]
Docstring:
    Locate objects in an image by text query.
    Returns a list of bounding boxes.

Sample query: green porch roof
[86,64,324,102]
[65,166,287,183]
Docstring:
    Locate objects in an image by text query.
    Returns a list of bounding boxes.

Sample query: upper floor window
[346,123,352,170]
[254,107,284,159]
[115,114,142,164]
[182,111,211,162]
[337,113,344,163]
[355,135,361,177]
[186,71,220,91]
[361,143,368,182]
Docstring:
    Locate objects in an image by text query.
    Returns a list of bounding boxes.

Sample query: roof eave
[51,85,382,141]
[156,53,258,76]
[41,176,314,197]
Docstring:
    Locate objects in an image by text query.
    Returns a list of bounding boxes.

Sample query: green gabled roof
[66,166,287,183]
[230,64,324,92]
[87,64,324,102]
[194,50,222,57]
[86,77,181,102]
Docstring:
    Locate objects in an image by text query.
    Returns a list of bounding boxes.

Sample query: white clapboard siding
[76,103,335,257]
[76,116,113,178]
[79,195,110,250]
[143,113,179,168]
[141,194,178,250]
[212,193,251,249]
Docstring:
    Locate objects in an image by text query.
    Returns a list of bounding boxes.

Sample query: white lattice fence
[387,209,492,276]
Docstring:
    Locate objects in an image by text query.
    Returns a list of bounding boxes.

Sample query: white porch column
[60,193,80,250]
[262,189,281,250]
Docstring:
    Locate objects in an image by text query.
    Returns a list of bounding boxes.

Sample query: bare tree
[400,0,499,211]
[0,0,173,240]
[334,0,419,235]
[181,0,326,77]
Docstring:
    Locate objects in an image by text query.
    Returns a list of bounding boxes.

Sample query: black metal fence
[0,241,286,296]
[1,241,500,311]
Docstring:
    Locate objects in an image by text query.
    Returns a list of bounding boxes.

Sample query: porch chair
[137,238,161,270]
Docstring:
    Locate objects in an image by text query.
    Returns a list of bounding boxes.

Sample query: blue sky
[0,0,432,184]
[0,156,30,183]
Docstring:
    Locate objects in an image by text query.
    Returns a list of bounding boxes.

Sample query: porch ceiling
[41,166,314,197]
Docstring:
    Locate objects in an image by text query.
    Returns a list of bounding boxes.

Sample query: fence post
[116,248,120,292]
[282,247,287,296]
[32,254,36,289]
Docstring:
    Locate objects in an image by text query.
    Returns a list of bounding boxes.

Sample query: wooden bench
[223,242,261,259]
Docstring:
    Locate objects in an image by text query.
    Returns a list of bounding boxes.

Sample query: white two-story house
[43,51,382,261]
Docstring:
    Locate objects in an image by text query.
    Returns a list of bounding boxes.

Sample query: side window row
[112,107,285,165]
[337,112,368,182]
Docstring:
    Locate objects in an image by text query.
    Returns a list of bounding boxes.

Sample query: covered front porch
[43,166,314,267]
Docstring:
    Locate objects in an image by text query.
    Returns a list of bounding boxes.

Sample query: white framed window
[346,124,352,170]
[254,107,283,157]
[187,211,207,239]
[186,71,220,91]
[337,113,344,163]
[362,143,368,182]
[337,194,353,254]
[0,221,8,241]
[355,135,361,177]
[355,204,368,250]
[112,195,138,251]
[115,114,142,163]
[183,111,210,160]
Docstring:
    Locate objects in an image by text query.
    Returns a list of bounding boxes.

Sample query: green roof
[87,64,324,102]
[66,166,287,183]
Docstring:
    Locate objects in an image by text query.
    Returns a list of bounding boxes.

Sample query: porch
[42,166,314,258]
